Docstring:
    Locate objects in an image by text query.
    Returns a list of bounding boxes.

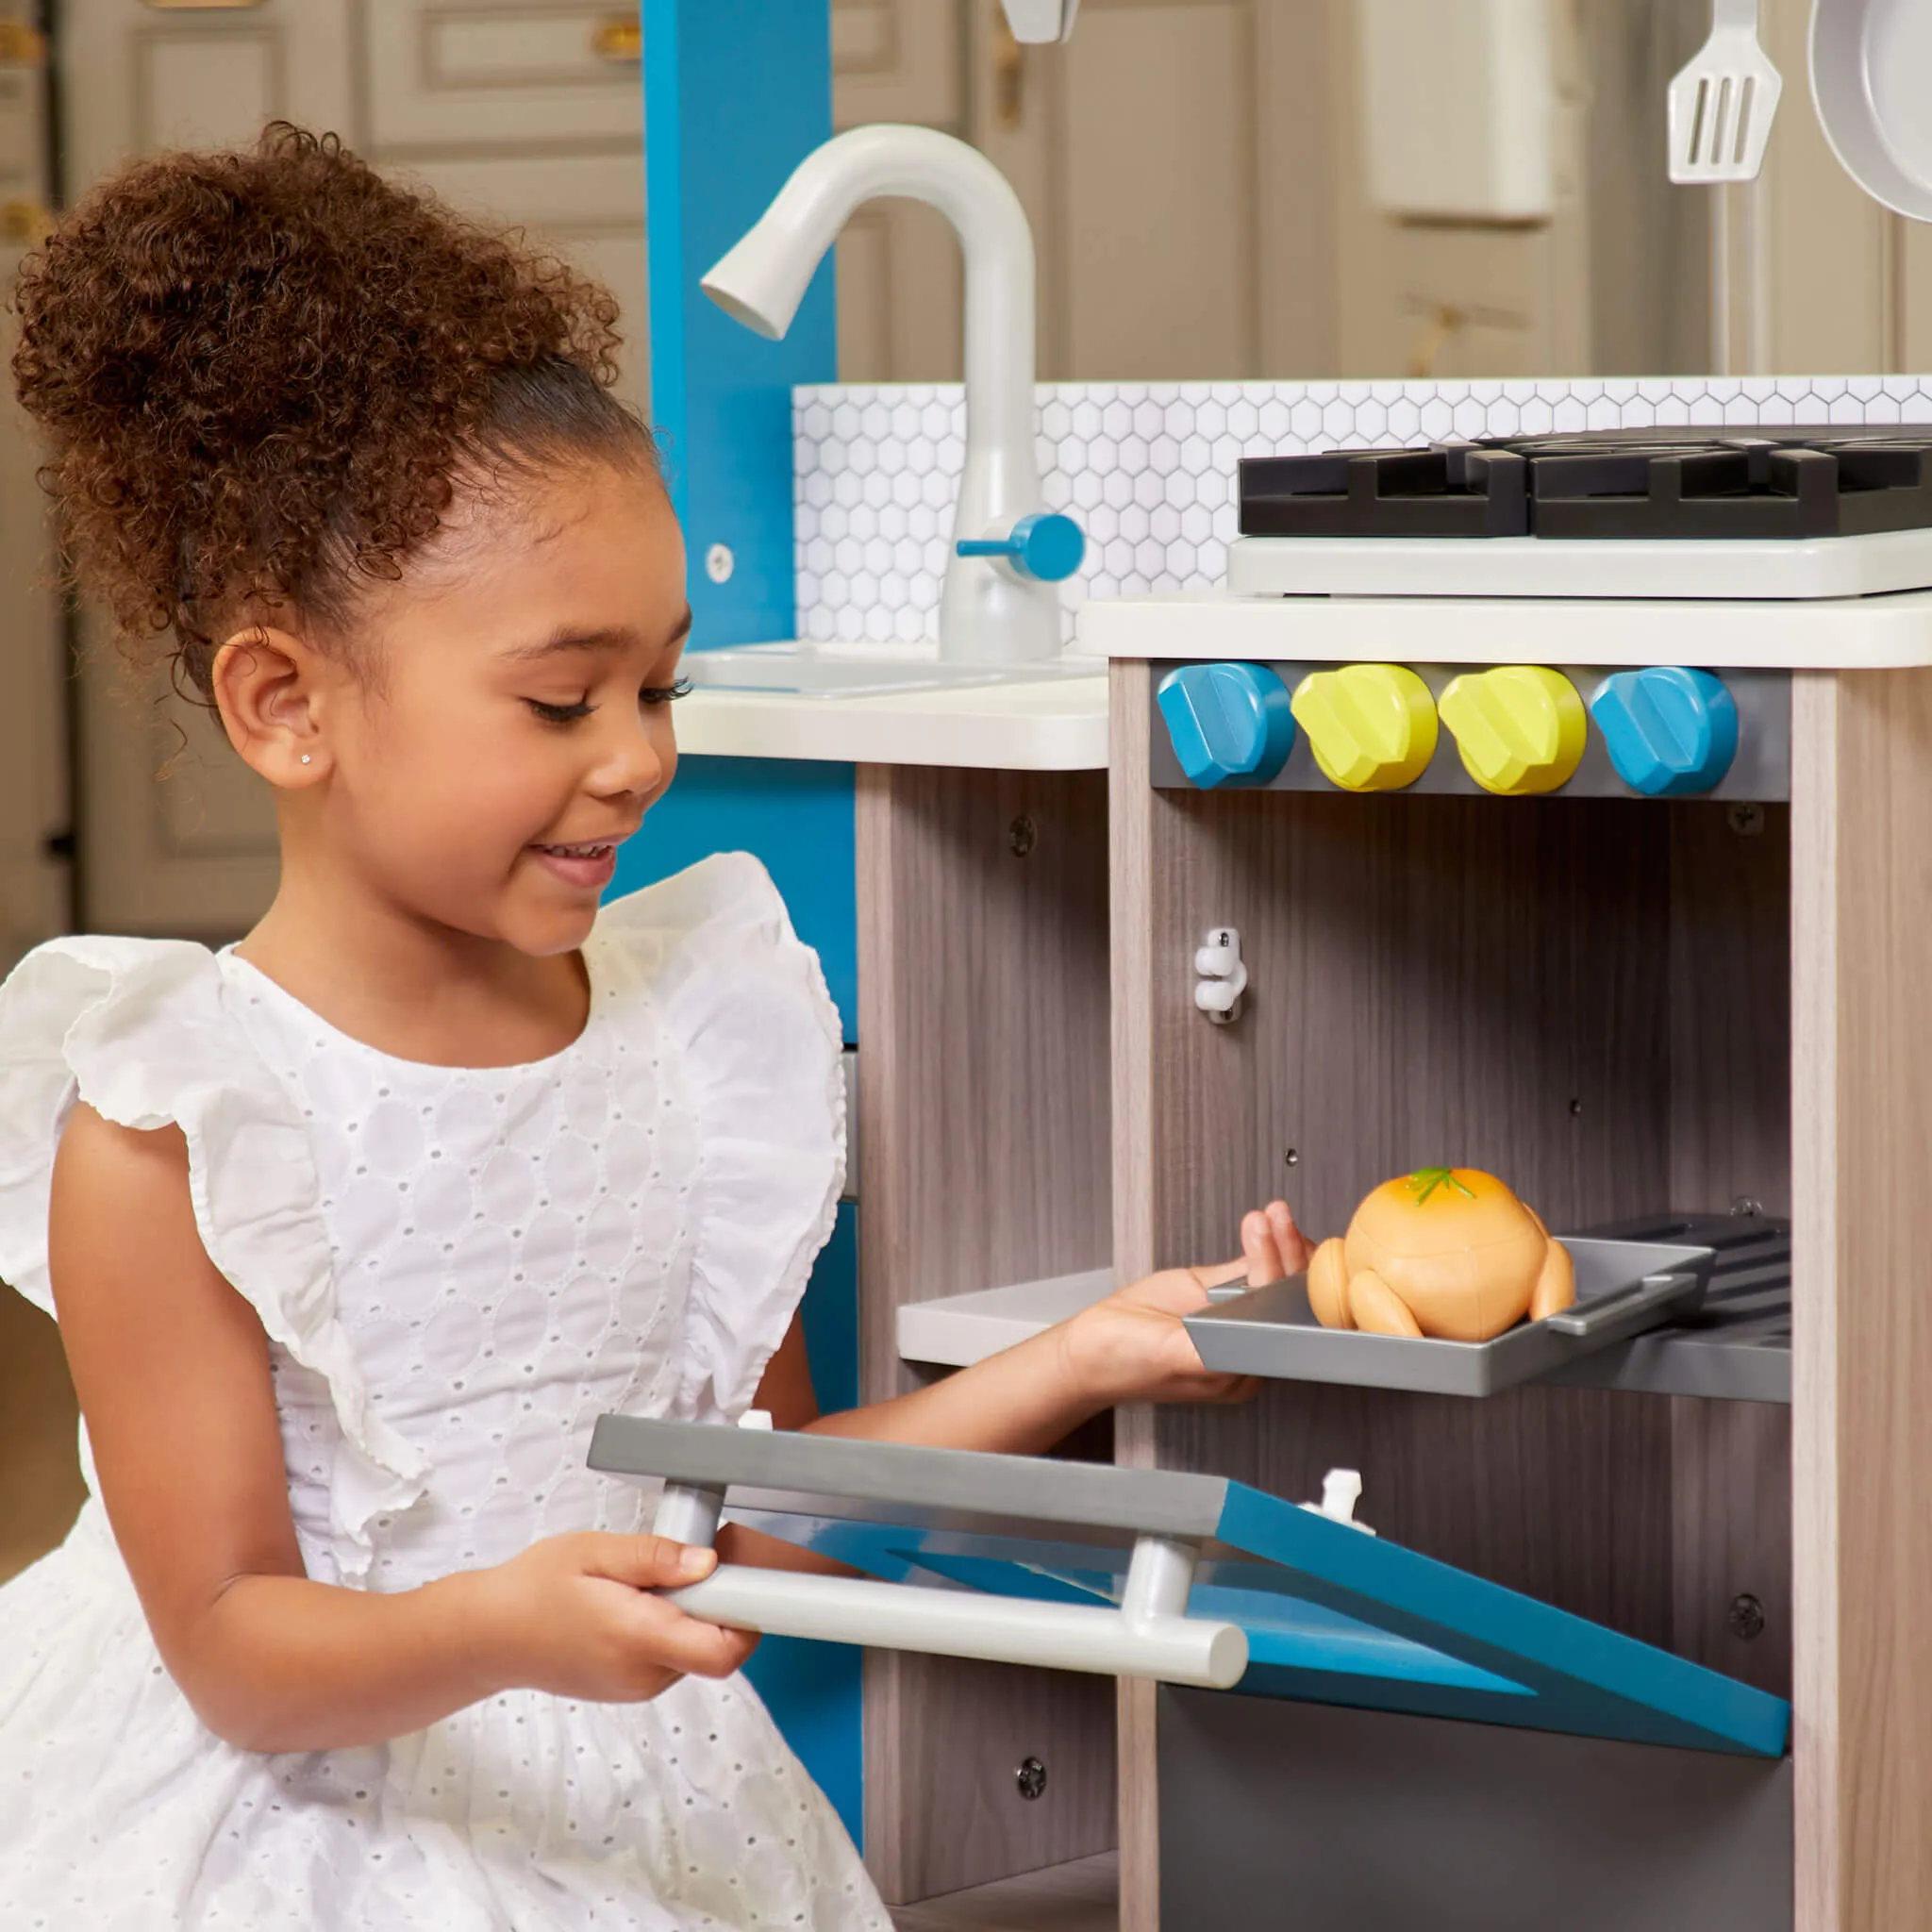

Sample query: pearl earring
[300,754,312,765]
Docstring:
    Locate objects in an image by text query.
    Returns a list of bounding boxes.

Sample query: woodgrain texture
[1669,802,1792,1217]
[857,763,1114,1904]
[1107,667,1160,1932]
[888,1850,1116,1932]
[1791,668,1932,1932]
[1111,668,1797,1930]
[0,1286,84,1584]
[1671,1394,1792,1697]
[1790,673,1840,1932]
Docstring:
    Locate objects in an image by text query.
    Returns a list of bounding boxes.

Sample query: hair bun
[11,122,642,695]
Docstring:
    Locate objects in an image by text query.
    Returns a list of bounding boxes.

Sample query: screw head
[1008,814,1038,858]
[1569,1097,1584,1116]
[1726,802,1765,837]
[1283,1148,1299,1168]
[1731,1195,1764,1219]
[705,542,735,584]
[1015,1757,1048,1801]
[1727,1592,1766,1641]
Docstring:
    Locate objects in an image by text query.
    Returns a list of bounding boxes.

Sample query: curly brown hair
[10,122,657,699]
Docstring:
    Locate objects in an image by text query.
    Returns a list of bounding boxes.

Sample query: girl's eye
[641,676,692,708]
[527,696,594,724]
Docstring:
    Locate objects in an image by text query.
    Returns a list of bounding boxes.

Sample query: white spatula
[1669,0,1783,183]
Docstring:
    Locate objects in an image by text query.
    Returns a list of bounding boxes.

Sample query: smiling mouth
[531,838,622,860]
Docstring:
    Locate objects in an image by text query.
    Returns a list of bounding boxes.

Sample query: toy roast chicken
[1307,1168,1574,1342]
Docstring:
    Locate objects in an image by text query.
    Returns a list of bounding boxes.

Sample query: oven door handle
[653,1483,1247,1690]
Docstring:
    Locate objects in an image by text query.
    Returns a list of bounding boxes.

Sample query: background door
[58,0,647,941]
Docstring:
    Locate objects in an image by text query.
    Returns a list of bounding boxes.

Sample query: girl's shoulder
[0,935,235,1313]
[0,933,328,1318]
[587,849,844,1096]
[584,853,848,1422]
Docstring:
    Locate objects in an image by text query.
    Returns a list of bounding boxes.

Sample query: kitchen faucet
[701,125,1082,665]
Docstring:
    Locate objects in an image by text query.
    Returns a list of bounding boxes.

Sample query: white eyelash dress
[0,854,891,1931]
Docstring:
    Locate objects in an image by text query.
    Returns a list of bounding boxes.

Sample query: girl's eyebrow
[503,608,694,662]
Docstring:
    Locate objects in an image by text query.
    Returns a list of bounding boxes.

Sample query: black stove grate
[1238,425,1932,540]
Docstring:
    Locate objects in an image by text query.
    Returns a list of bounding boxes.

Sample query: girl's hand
[468,1532,758,1704]
[1058,1200,1312,1408]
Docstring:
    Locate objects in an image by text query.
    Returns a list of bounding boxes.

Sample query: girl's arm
[750,1201,1309,1453]
[50,1104,754,1755]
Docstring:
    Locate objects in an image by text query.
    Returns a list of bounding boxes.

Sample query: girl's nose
[588,707,668,800]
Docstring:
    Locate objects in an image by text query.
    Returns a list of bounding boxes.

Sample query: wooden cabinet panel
[832,0,966,382]
[0,4,66,972]
[833,0,962,128]
[857,764,1114,1903]
[398,150,648,409]
[1060,4,1257,379]
[362,1,646,150]
[59,0,353,937]
[134,26,284,148]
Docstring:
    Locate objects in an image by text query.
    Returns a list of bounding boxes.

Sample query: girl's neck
[234,861,590,1070]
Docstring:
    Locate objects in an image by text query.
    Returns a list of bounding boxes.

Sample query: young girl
[0,125,1307,1928]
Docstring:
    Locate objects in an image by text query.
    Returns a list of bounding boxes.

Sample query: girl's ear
[209,625,330,787]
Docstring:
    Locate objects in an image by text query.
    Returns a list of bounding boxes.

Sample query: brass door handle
[994,16,1024,129]
[0,20,45,62]
[592,12,641,61]
[0,200,54,245]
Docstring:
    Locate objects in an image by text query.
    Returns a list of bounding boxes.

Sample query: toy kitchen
[610,9,1932,1932]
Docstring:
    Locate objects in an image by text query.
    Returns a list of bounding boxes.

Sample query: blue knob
[1157,662,1296,790]
[955,511,1086,583]
[1589,667,1739,797]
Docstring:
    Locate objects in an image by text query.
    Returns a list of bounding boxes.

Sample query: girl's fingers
[587,1533,719,1591]
[624,1592,761,1678]
[1243,1207,1282,1287]
[1264,1198,1309,1271]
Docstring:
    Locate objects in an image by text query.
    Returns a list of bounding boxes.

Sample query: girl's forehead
[378,460,681,618]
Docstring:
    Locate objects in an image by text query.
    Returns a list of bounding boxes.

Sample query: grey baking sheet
[1184,1237,1716,1397]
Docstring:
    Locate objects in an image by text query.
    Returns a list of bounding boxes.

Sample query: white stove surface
[1074,585,1932,670]
[1227,526,1932,602]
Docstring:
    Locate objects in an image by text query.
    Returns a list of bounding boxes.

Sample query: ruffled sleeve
[594,854,845,1423]
[0,936,428,1584]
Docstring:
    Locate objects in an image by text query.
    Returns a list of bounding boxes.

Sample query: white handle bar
[653,1483,1248,1690]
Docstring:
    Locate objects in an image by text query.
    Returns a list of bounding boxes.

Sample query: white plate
[1810,0,1932,221]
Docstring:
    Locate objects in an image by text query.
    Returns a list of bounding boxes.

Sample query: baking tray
[1184,1237,1716,1398]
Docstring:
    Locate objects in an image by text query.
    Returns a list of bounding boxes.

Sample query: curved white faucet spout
[703,125,1058,664]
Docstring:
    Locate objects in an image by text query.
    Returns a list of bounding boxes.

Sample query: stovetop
[1227,425,1932,601]
[1239,425,1932,542]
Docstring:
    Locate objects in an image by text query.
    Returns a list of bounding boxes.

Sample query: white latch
[738,1409,774,1431]
[1001,0,1080,42]
[1193,927,1248,1024]
[1301,1468,1376,1537]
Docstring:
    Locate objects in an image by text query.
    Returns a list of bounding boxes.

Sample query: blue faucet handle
[956,511,1086,582]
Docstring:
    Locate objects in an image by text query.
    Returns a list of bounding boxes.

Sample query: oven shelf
[892,1218,1791,1406]
[1542,1213,1790,1405]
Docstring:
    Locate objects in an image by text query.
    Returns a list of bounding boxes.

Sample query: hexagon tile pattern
[793,375,1932,644]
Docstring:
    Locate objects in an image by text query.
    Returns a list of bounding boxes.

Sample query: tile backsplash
[793,374,1932,644]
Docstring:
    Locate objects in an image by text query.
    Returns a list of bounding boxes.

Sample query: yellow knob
[1437,666,1587,796]
[1291,664,1439,791]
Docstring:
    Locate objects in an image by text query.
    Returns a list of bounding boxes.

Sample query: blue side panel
[641,1,859,1849]
[614,756,857,1042]
[642,0,835,648]
[737,1206,862,1847]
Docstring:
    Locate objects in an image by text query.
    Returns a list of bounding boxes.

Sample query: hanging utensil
[1669,0,1783,184]
[1810,0,1932,221]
